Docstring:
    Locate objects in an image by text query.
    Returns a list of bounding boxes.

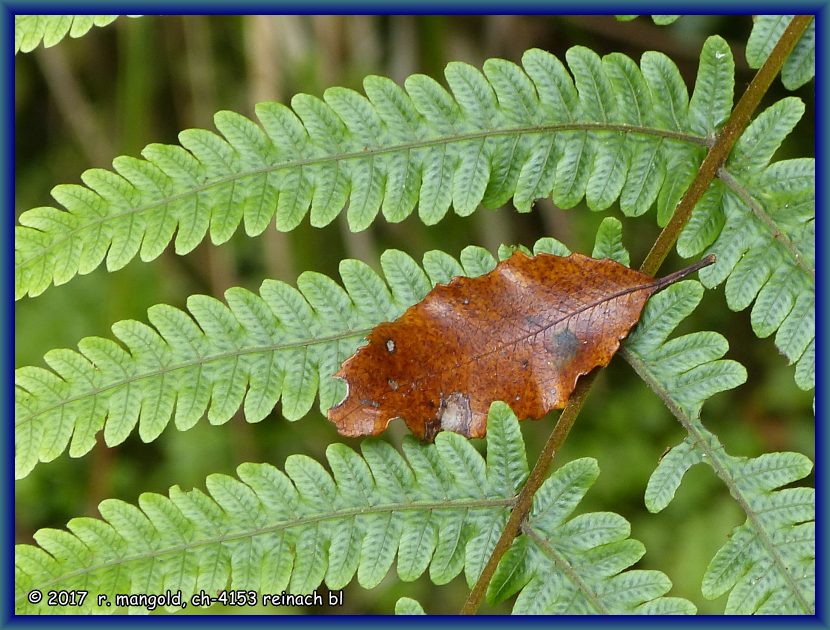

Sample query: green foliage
[14,15,135,53]
[647,431,814,613]
[13,225,584,483]
[746,15,815,89]
[15,405,698,616]
[16,237,576,480]
[624,280,814,614]
[19,29,810,388]
[488,458,696,614]
[693,98,814,390]
[625,280,747,418]
[15,403,525,615]
[591,217,629,266]
[17,41,742,300]
[14,16,814,616]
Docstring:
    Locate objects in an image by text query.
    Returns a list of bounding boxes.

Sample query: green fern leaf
[17,43,731,300]
[14,15,139,53]
[15,404,692,615]
[395,597,426,614]
[13,402,517,615]
[615,16,681,26]
[648,425,814,614]
[727,97,805,173]
[680,93,814,389]
[746,15,815,90]
[688,36,734,137]
[15,239,562,479]
[488,458,695,614]
[624,275,814,614]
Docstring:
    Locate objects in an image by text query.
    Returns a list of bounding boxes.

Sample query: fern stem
[620,346,813,614]
[461,372,596,614]
[718,167,814,278]
[641,14,814,276]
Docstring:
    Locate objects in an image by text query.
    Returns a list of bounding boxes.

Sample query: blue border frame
[4,3,826,626]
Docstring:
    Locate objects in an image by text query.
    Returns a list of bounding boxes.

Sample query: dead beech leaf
[328,251,715,440]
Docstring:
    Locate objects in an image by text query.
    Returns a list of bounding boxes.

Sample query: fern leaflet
[746,15,815,90]
[15,236,576,479]
[15,404,694,615]
[17,41,740,300]
[15,15,137,53]
[488,458,696,614]
[623,279,814,614]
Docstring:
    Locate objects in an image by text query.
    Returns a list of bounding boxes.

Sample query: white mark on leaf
[439,391,473,436]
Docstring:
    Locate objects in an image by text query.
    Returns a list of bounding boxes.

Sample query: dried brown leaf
[328,251,714,439]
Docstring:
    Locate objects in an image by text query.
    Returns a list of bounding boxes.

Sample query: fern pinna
[16,237,572,479]
[15,403,696,615]
[623,281,814,614]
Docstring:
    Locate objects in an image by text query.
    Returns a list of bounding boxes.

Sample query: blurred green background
[15,15,814,614]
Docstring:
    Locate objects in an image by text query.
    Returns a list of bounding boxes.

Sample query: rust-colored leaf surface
[328,252,714,440]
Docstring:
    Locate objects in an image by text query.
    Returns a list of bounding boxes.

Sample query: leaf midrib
[17,122,706,269]
[17,496,514,601]
[15,328,374,428]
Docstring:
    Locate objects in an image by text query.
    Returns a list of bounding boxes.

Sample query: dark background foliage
[14,15,813,614]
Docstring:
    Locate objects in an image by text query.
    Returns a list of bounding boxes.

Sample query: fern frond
[16,404,693,616]
[16,41,738,300]
[15,237,572,479]
[487,458,695,614]
[649,431,814,614]
[14,15,137,53]
[675,94,814,390]
[14,403,524,614]
[624,279,814,614]
[746,15,815,89]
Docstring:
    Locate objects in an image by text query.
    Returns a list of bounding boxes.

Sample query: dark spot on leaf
[544,329,580,365]
[423,417,441,442]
